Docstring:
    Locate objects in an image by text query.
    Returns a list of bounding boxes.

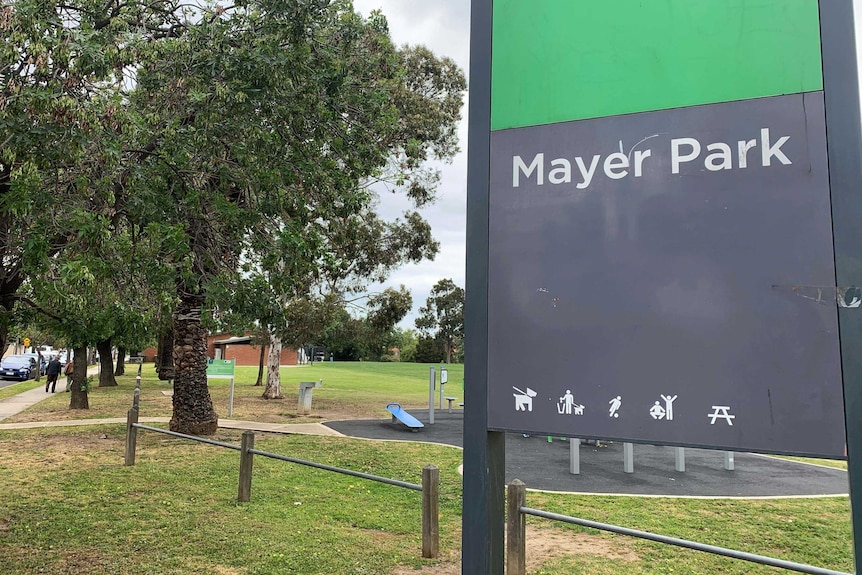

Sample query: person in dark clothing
[45,356,62,393]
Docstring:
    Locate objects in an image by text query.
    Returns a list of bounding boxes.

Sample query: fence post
[124,407,139,466]
[507,479,526,575]
[238,431,255,502]
[421,464,439,558]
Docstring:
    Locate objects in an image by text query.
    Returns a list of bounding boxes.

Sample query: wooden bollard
[421,464,439,558]
[507,479,526,575]
[237,431,255,502]
[124,407,139,466]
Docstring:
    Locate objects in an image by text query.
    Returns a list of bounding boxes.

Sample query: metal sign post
[207,359,236,417]
[428,366,435,425]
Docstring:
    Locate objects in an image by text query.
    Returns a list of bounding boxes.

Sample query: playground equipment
[386,402,424,431]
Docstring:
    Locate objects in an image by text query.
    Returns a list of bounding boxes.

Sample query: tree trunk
[255,343,265,386]
[114,346,126,376]
[97,338,117,387]
[169,291,218,435]
[69,345,89,409]
[262,333,283,399]
[445,340,452,365]
[156,326,175,381]
[0,321,8,364]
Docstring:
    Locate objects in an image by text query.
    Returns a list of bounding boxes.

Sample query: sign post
[465,1,862,573]
[206,359,236,416]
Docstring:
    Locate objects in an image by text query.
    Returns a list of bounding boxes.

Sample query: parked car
[0,355,39,380]
[20,353,47,375]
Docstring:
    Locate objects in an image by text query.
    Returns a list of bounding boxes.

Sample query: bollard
[238,431,255,502]
[506,479,526,575]
[675,447,686,472]
[124,407,139,466]
[421,465,439,558]
[724,451,735,471]
[623,442,634,473]
[569,438,580,475]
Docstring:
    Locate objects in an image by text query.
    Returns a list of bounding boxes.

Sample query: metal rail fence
[123,403,439,558]
[506,480,850,575]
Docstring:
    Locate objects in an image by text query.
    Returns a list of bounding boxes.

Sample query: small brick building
[140,333,299,366]
[207,334,298,366]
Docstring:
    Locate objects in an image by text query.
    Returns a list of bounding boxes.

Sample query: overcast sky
[352,0,862,329]
[352,0,470,329]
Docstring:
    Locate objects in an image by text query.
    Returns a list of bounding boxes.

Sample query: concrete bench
[298,380,322,414]
[444,396,458,413]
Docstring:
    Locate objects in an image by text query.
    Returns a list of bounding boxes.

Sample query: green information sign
[206,359,236,378]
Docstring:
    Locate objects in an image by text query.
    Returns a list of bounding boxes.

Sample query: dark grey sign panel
[487,92,844,457]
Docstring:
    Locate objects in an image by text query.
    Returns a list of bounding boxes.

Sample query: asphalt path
[325,410,849,497]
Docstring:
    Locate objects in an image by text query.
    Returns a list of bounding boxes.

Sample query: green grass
[769,456,848,470]
[526,492,852,574]
[0,424,853,575]
[1,362,464,423]
[0,362,854,574]
[0,425,465,575]
[0,377,44,402]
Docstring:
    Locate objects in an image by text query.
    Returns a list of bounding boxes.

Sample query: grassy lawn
[2,362,464,424]
[0,424,853,575]
[0,425,464,575]
[0,362,854,574]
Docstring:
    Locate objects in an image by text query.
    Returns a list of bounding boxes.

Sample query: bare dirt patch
[389,524,639,575]
[0,432,123,470]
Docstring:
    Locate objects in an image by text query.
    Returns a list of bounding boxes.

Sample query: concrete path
[0,416,341,436]
[0,366,101,421]
[0,375,341,437]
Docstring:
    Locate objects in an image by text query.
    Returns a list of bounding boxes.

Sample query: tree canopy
[415,278,464,364]
[2,0,465,432]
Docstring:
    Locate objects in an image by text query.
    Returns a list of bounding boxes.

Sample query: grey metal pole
[675,447,685,472]
[569,438,580,475]
[428,366,435,424]
[724,451,735,471]
[463,0,505,572]
[228,376,235,417]
[623,443,634,473]
[820,3,862,570]
[439,381,445,410]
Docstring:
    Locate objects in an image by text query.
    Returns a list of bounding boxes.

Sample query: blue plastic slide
[386,402,424,431]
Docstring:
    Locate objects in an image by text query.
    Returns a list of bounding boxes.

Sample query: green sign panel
[206,359,236,377]
[491,0,822,130]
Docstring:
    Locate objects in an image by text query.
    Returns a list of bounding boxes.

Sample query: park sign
[206,359,236,378]
[482,0,855,458]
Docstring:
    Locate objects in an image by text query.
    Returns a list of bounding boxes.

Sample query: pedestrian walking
[45,356,62,393]
[64,359,74,392]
